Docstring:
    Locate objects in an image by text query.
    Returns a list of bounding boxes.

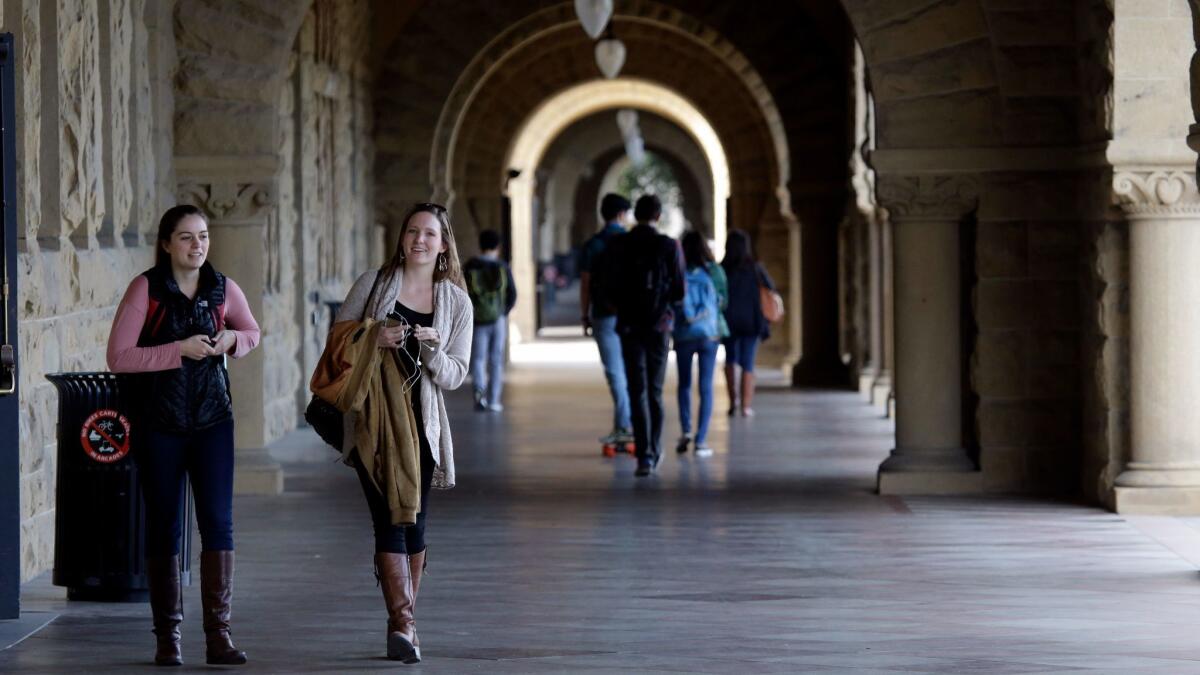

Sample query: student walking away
[673,230,725,458]
[721,228,777,417]
[464,229,516,412]
[601,195,686,476]
[330,202,473,664]
[579,193,634,452]
[106,205,261,667]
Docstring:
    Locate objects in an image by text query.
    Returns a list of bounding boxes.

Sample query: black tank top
[393,301,432,447]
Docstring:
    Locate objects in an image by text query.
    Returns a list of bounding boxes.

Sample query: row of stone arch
[173,0,1200,506]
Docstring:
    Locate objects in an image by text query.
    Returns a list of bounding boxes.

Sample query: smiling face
[162,214,209,271]
[402,211,447,267]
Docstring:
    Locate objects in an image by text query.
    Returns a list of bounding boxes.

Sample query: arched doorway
[504,78,731,342]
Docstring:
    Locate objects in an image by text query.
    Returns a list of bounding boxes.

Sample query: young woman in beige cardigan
[335,202,473,664]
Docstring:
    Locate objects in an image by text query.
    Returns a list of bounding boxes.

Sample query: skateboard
[601,432,636,457]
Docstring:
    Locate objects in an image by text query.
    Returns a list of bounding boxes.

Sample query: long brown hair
[382,202,465,289]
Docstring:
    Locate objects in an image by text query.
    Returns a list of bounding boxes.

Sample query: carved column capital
[876,174,979,221]
[177,181,275,224]
[1112,167,1200,217]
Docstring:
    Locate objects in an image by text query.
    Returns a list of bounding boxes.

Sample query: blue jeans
[676,338,719,445]
[470,319,507,405]
[723,333,761,372]
[592,314,631,430]
[136,419,235,556]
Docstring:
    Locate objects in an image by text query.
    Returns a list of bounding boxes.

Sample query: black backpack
[586,228,622,313]
[614,231,675,332]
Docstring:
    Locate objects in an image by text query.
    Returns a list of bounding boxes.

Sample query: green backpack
[467,264,507,323]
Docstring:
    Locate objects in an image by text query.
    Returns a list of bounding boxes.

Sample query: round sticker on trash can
[80,409,131,463]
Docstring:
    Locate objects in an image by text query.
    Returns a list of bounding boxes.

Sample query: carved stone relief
[876,174,980,221]
[177,181,274,223]
[21,0,42,244]
[1112,168,1200,215]
[107,0,133,243]
[58,0,106,244]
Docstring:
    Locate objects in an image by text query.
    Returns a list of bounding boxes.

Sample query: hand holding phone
[378,310,409,349]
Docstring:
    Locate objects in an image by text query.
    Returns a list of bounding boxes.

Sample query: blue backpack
[673,267,719,342]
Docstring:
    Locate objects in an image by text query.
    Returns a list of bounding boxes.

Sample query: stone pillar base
[878,469,983,495]
[877,445,980,495]
[791,356,851,388]
[870,375,892,413]
[1113,486,1200,514]
[857,367,879,402]
[233,449,284,496]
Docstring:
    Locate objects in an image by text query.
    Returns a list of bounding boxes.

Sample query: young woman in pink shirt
[106,204,260,667]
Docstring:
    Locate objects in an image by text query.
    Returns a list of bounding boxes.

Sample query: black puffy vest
[134,263,232,434]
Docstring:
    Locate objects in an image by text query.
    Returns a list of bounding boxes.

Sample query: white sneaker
[694,444,713,457]
[487,402,504,412]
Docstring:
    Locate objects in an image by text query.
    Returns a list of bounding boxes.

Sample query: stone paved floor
[5,353,1200,673]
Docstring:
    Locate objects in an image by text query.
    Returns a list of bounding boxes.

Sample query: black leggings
[354,439,435,554]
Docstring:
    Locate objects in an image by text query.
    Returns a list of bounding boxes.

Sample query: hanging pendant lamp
[575,0,613,39]
[616,109,639,138]
[625,136,646,166]
[594,23,626,79]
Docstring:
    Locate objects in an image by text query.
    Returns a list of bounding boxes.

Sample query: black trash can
[45,372,192,601]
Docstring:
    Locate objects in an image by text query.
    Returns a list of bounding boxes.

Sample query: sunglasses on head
[414,202,447,213]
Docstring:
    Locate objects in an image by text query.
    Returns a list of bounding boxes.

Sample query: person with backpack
[578,193,634,448]
[106,205,261,667]
[673,231,727,458]
[599,195,686,476]
[721,228,777,417]
[463,229,516,411]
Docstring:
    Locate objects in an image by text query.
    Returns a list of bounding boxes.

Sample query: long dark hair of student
[722,228,755,270]
[681,230,715,270]
[155,204,207,269]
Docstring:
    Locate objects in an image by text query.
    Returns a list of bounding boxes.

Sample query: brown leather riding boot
[200,550,247,665]
[740,370,756,416]
[409,549,426,657]
[376,552,419,663]
[146,555,183,666]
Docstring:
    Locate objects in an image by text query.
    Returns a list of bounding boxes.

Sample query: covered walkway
[5,353,1200,673]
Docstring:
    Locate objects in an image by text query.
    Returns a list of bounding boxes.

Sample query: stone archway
[427,1,791,209]
[503,78,731,342]
[538,110,714,250]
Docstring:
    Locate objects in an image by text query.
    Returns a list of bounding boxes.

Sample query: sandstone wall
[281,0,375,435]
[9,0,176,581]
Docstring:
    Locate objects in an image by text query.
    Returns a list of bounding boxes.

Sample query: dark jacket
[135,263,233,434]
[579,222,624,318]
[722,261,775,339]
[600,223,686,334]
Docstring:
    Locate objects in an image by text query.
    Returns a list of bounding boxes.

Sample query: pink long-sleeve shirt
[106,274,261,373]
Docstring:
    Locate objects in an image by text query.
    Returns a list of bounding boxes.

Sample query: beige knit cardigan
[336,268,473,489]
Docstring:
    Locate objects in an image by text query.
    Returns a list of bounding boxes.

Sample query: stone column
[859,211,882,400]
[876,175,982,494]
[1113,168,1200,512]
[871,213,894,414]
[790,204,850,386]
[178,156,284,496]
